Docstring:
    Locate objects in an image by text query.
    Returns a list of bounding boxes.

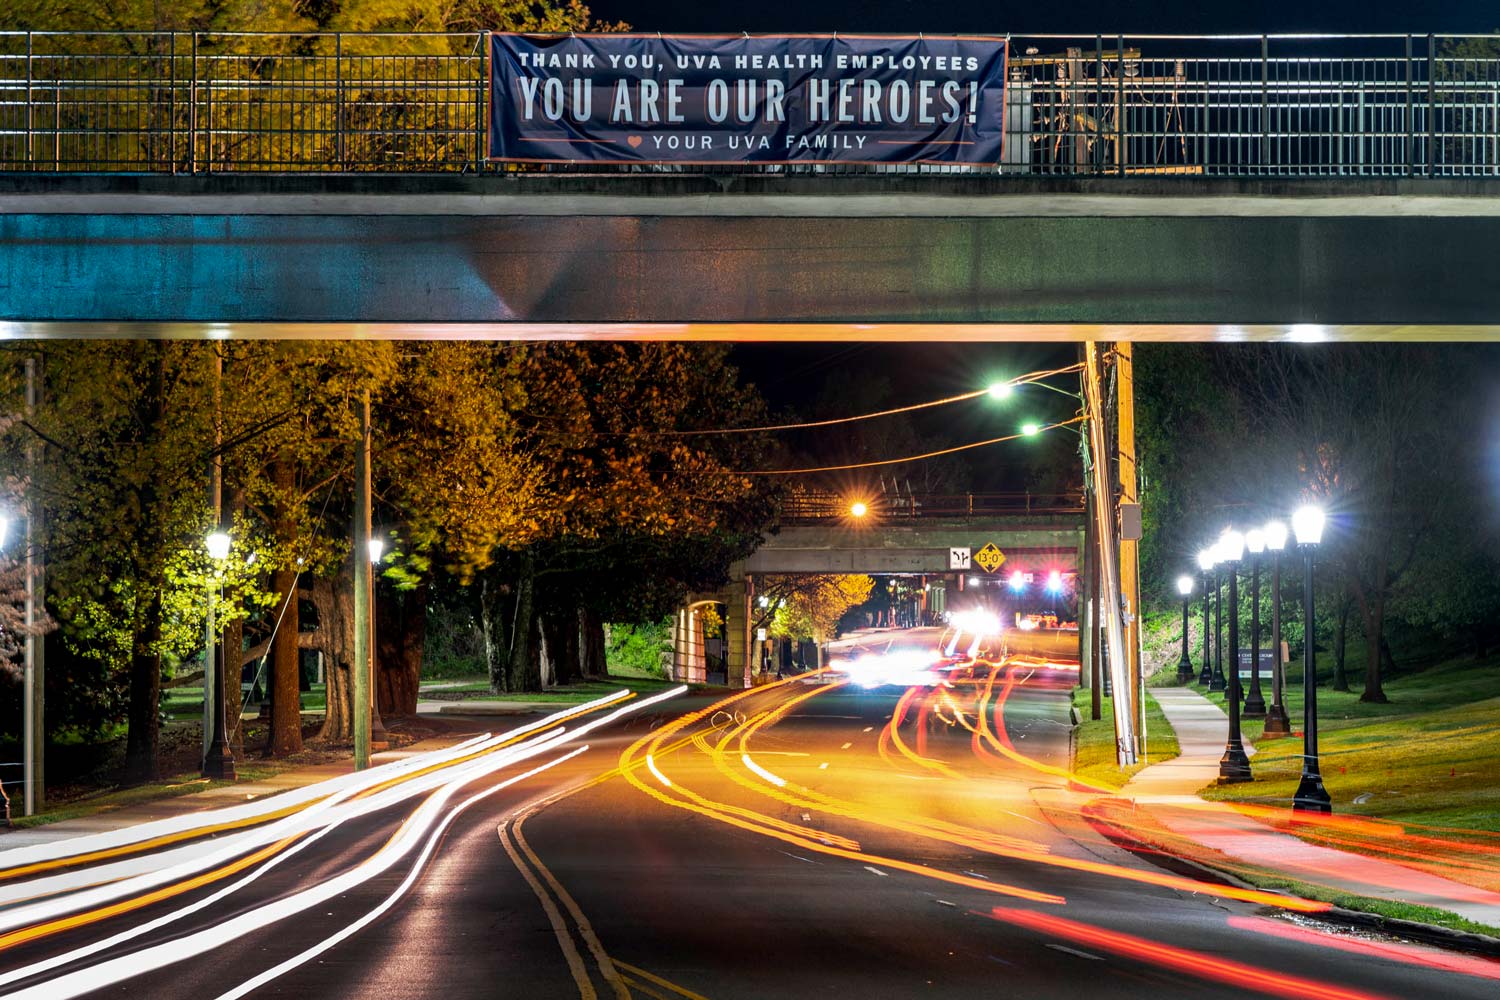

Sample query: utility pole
[1115,342,1144,754]
[203,348,221,764]
[23,358,45,816]
[353,388,373,770]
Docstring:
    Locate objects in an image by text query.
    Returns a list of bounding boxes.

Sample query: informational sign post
[489,33,1008,165]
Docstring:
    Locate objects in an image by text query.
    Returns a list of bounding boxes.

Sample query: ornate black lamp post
[1243,528,1267,717]
[1217,529,1252,783]
[1292,505,1332,813]
[1196,549,1215,686]
[1262,520,1292,736]
[1175,574,1195,683]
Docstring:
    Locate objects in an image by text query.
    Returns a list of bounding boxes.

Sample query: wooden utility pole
[1115,342,1144,754]
[353,389,372,770]
[23,358,45,816]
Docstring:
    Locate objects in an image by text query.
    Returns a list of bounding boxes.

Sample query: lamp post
[1217,529,1252,783]
[202,530,236,781]
[1175,574,1195,684]
[368,536,389,751]
[1262,520,1292,736]
[1243,528,1267,717]
[1196,549,1215,686]
[1209,542,1227,692]
[1292,505,1332,813]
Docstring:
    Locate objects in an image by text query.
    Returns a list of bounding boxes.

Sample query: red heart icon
[627,135,643,148]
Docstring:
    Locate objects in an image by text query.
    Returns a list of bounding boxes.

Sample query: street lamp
[202,530,236,781]
[1262,520,1292,736]
[849,501,869,518]
[1217,528,1252,783]
[1209,540,1227,692]
[1020,422,1041,436]
[987,381,1014,400]
[1196,548,1215,686]
[1175,574,1195,684]
[1243,528,1267,717]
[368,534,389,750]
[1292,504,1332,813]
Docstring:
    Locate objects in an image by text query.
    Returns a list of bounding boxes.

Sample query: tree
[761,575,876,644]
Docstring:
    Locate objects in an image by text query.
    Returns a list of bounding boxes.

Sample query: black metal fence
[2,31,1498,176]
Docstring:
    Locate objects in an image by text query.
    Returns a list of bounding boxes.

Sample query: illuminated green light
[1021,422,1041,436]
[987,382,1015,400]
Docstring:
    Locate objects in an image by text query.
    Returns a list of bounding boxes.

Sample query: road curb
[1088,812,1500,958]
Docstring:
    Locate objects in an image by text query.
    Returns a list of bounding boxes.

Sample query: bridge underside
[5,177,1500,336]
[672,520,1085,687]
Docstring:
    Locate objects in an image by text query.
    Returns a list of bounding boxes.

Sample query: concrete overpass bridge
[669,495,1087,686]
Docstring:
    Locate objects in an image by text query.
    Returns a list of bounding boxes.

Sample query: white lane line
[818,762,829,770]
[777,851,817,864]
[862,726,874,733]
[840,742,853,750]
[864,866,889,877]
[1045,944,1104,961]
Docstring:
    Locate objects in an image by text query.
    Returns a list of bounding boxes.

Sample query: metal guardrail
[780,492,1084,522]
[1,32,1498,176]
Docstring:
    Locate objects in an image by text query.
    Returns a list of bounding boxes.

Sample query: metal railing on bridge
[779,491,1084,523]
[2,32,1499,177]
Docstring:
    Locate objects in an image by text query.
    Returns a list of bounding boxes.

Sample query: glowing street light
[1175,574,1195,684]
[1008,569,1026,592]
[1243,528,1268,718]
[1292,504,1332,814]
[987,381,1015,400]
[1262,520,1292,736]
[1045,570,1063,594]
[1020,422,1041,437]
[1217,528,1252,783]
[1196,548,1216,687]
[206,531,232,561]
[849,501,869,518]
[367,537,386,564]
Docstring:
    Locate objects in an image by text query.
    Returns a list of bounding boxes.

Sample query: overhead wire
[730,416,1086,476]
[660,363,1083,436]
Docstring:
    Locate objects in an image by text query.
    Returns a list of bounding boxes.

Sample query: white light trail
[0,687,685,1000]
[740,753,788,788]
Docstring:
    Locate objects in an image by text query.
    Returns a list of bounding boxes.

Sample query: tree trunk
[268,457,302,756]
[1332,597,1350,692]
[1379,636,1397,681]
[314,563,359,743]
[376,581,425,717]
[507,554,540,692]
[125,607,163,783]
[579,607,608,680]
[1360,593,1390,704]
[545,607,582,687]
[479,571,509,694]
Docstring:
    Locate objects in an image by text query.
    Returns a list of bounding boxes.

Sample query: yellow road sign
[974,543,1006,574]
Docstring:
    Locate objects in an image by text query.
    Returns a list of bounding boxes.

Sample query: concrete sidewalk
[1125,687,1500,928]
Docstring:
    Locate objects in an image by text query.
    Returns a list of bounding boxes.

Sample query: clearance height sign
[488,33,1008,165]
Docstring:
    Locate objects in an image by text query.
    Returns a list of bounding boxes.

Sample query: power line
[662,363,1083,436]
[731,416,1086,476]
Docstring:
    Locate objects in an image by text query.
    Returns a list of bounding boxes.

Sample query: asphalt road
[2,627,1496,1000]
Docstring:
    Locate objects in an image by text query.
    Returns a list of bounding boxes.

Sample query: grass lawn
[162,684,327,720]
[1071,688,1181,790]
[419,674,687,704]
[1197,653,1500,834]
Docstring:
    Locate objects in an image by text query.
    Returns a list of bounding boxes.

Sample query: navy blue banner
[489,33,1008,164]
